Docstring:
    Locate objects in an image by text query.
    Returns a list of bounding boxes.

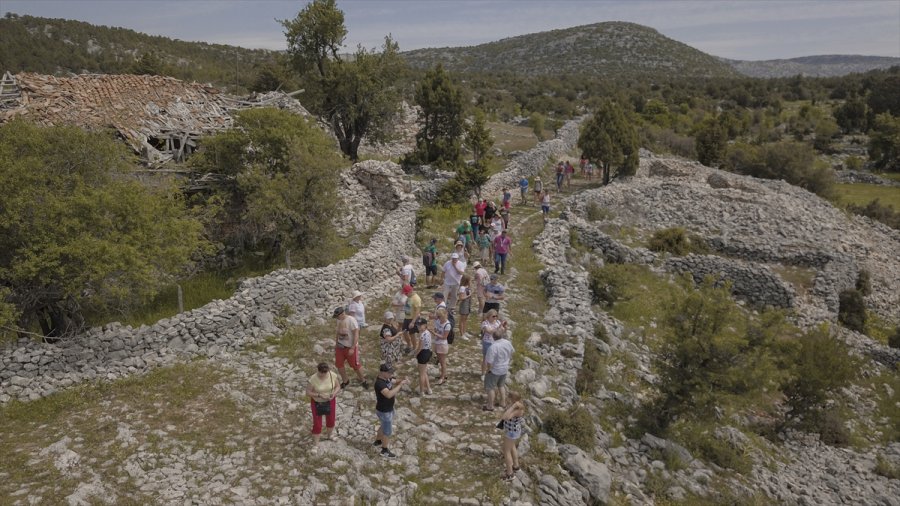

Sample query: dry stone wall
[0,161,426,404]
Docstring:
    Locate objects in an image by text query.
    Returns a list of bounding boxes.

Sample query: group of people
[305,189,533,479]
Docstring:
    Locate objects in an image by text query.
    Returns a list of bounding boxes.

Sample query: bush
[783,325,858,418]
[589,267,627,307]
[855,269,872,296]
[647,227,707,256]
[847,199,900,230]
[724,141,835,199]
[674,423,753,473]
[542,406,596,451]
[575,341,606,395]
[838,289,866,332]
[810,408,851,446]
[888,327,900,350]
[585,201,612,221]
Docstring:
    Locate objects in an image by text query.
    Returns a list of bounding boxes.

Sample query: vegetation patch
[647,227,709,256]
[542,405,596,451]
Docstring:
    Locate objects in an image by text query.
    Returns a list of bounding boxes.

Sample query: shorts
[483,302,500,314]
[425,264,437,276]
[481,340,493,356]
[484,371,507,391]
[376,410,394,436]
[335,345,361,370]
[459,297,471,315]
[541,205,550,214]
[434,342,449,355]
[506,427,522,440]
[416,349,433,365]
[402,319,414,332]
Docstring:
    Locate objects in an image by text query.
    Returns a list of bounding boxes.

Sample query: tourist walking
[412,318,432,395]
[457,274,473,340]
[555,162,564,192]
[346,290,367,328]
[333,306,368,389]
[422,238,438,288]
[483,274,505,315]
[306,362,342,452]
[473,261,490,314]
[519,177,529,205]
[391,285,410,326]
[401,282,422,353]
[541,191,551,222]
[379,311,404,369]
[565,160,574,189]
[493,230,512,275]
[480,309,506,359]
[433,308,452,385]
[482,329,514,411]
[442,252,466,308]
[533,176,543,206]
[373,363,408,459]
[476,228,491,266]
[500,392,526,481]
[398,256,414,286]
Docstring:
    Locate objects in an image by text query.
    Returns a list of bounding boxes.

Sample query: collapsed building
[0,71,309,165]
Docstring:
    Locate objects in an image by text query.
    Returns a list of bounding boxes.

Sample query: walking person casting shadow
[306,362,342,454]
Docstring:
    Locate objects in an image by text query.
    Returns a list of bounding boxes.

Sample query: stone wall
[664,254,797,309]
[0,161,425,404]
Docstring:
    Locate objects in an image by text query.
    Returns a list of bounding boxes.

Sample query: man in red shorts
[334,306,369,389]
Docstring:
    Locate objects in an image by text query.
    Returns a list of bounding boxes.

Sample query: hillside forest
[0,10,898,342]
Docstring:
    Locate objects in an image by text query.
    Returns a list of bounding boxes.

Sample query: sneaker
[310,446,319,455]
[461,334,470,341]
[340,380,350,389]
[373,439,382,446]
[361,380,370,389]
[381,448,397,459]
[426,389,432,395]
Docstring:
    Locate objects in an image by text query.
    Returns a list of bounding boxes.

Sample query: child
[500,391,526,481]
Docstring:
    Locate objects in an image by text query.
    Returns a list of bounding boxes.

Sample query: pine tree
[577,99,639,184]
[408,64,464,168]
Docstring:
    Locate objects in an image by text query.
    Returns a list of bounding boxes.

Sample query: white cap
[383,311,394,320]
[451,253,459,259]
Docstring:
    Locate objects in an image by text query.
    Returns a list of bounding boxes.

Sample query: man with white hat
[347,290,367,328]
[442,251,466,309]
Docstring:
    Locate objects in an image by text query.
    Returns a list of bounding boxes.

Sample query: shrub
[647,227,709,256]
[875,455,900,480]
[585,201,612,221]
[810,408,851,446]
[847,199,900,230]
[855,269,872,296]
[844,155,864,171]
[542,406,595,451]
[673,422,753,473]
[838,289,866,332]
[588,267,627,307]
[783,325,858,418]
[575,341,606,395]
[888,327,900,350]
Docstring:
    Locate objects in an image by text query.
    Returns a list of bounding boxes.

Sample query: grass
[771,265,817,297]
[488,122,540,154]
[834,183,900,210]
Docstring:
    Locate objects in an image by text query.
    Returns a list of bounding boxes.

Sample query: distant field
[488,122,541,153]
[835,183,900,209]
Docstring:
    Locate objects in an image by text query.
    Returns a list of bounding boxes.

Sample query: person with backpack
[518,177,529,206]
[422,238,438,288]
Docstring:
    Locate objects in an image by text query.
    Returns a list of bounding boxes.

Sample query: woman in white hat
[347,290,367,328]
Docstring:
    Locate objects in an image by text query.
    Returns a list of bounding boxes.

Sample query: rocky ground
[2,127,899,505]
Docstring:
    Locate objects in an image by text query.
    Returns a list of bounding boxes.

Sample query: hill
[0,13,277,91]
[401,21,739,78]
[726,54,900,78]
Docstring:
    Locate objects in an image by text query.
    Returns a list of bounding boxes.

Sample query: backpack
[447,311,456,344]
[422,248,434,267]
[409,268,417,286]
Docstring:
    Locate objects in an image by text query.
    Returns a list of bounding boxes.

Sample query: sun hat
[351,290,363,299]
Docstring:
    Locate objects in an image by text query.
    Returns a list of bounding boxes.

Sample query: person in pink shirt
[493,230,512,275]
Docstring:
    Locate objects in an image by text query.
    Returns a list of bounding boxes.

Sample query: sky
[3,0,899,61]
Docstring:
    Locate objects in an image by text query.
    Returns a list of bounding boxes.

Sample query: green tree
[868,113,900,172]
[724,141,835,198]
[833,96,868,133]
[867,75,900,117]
[189,108,344,263]
[578,99,639,184]
[813,117,840,153]
[694,116,728,167]
[131,51,164,75]
[408,64,464,168]
[282,0,405,160]
[529,111,545,141]
[465,108,495,166]
[0,120,205,338]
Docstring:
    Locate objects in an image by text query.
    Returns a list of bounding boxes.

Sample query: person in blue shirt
[518,177,529,205]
